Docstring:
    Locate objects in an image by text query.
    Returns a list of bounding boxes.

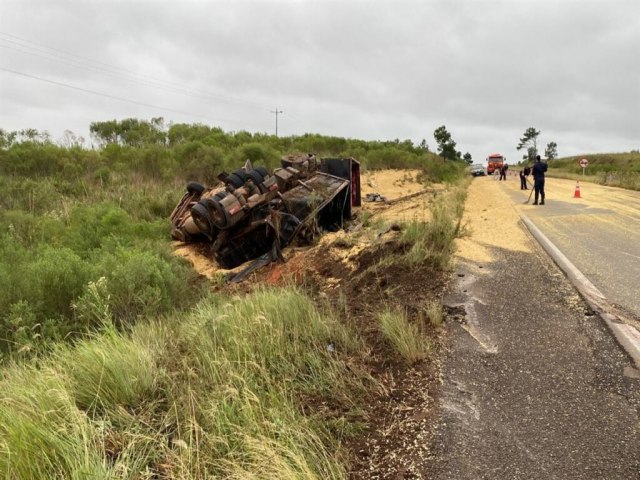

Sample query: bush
[95,248,195,322]
[25,246,91,320]
[177,142,225,184]
[229,142,281,171]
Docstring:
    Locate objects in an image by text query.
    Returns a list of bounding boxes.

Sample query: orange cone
[574,181,581,198]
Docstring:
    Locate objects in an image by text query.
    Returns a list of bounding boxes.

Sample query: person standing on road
[499,163,508,181]
[519,165,531,189]
[532,155,548,205]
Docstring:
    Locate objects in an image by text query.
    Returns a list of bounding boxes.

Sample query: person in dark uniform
[499,163,508,181]
[532,155,548,205]
[519,165,531,190]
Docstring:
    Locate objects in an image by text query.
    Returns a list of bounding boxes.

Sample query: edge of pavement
[520,212,640,370]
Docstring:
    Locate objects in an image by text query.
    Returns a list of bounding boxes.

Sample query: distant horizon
[3,119,638,167]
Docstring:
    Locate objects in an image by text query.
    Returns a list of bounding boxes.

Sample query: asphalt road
[427,177,640,479]
[501,175,640,321]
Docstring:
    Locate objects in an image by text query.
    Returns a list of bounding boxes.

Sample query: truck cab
[486,154,505,175]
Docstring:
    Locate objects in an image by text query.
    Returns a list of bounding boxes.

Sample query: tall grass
[0,287,371,479]
[378,308,431,363]
[0,365,111,479]
[424,299,444,328]
[402,181,468,269]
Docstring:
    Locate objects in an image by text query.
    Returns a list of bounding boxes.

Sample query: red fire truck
[486,153,505,175]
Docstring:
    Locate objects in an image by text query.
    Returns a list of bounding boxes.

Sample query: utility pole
[270,107,283,137]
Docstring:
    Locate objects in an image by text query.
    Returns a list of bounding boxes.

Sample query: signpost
[579,158,589,176]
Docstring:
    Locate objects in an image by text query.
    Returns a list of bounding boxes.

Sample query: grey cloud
[1,0,638,163]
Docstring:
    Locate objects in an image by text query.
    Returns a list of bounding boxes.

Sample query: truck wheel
[255,166,269,178]
[226,173,245,188]
[187,181,205,194]
[190,203,213,235]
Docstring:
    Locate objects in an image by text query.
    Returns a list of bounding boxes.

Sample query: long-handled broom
[524,179,535,204]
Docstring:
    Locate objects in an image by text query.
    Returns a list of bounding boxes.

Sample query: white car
[471,164,486,176]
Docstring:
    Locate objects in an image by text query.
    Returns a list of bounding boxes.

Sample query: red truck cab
[486,153,505,175]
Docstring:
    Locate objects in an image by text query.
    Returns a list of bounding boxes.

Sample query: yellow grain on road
[455,176,533,264]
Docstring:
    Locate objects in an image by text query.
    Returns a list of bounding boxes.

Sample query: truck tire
[186,181,205,195]
[226,173,245,188]
[190,202,213,235]
[255,166,269,178]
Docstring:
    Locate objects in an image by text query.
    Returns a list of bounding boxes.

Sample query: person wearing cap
[532,155,548,205]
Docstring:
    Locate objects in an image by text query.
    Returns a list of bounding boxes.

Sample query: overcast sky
[1,0,638,163]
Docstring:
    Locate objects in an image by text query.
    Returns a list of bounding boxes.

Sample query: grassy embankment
[0,121,469,477]
[376,179,469,363]
[0,288,373,478]
[546,151,640,191]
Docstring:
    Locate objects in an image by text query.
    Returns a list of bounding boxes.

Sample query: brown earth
[172,169,452,478]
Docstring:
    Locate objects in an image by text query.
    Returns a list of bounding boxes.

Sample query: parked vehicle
[471,164,486,176]
[486,153,505,175]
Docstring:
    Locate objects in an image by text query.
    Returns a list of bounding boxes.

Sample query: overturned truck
[170,154,361,279]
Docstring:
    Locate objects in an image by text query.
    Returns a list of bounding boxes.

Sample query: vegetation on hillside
[547,151,640,190]
[0,119,467,360]
[0,288,373,478]
[0,119,470,477]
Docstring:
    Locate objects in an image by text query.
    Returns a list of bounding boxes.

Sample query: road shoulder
[425,178,640,478]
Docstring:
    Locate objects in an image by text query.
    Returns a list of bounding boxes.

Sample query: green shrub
[229,142,281,170]
[25,246,91,320]
[95,248,193,322]
[93,166,111,184]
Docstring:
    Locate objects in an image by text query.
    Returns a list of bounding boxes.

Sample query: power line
[0,66,237,124]
[0,31,273,110]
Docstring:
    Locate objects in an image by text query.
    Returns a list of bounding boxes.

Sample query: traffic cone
[573,181,581,198]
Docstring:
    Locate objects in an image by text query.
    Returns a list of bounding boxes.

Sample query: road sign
[579,158,589,168]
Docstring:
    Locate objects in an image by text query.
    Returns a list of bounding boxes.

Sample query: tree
[434,125,458,161]
[0,129,17,149]
[90,120,119,146]
[545,141,558,160]
[59,130,85,149]
[418,138,429,152]
[463,152,472,164]
[517,127,540,161]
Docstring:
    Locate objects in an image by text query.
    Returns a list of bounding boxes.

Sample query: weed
[400,181,468,270]
[424,299,444,328]
[378,307,431,363]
